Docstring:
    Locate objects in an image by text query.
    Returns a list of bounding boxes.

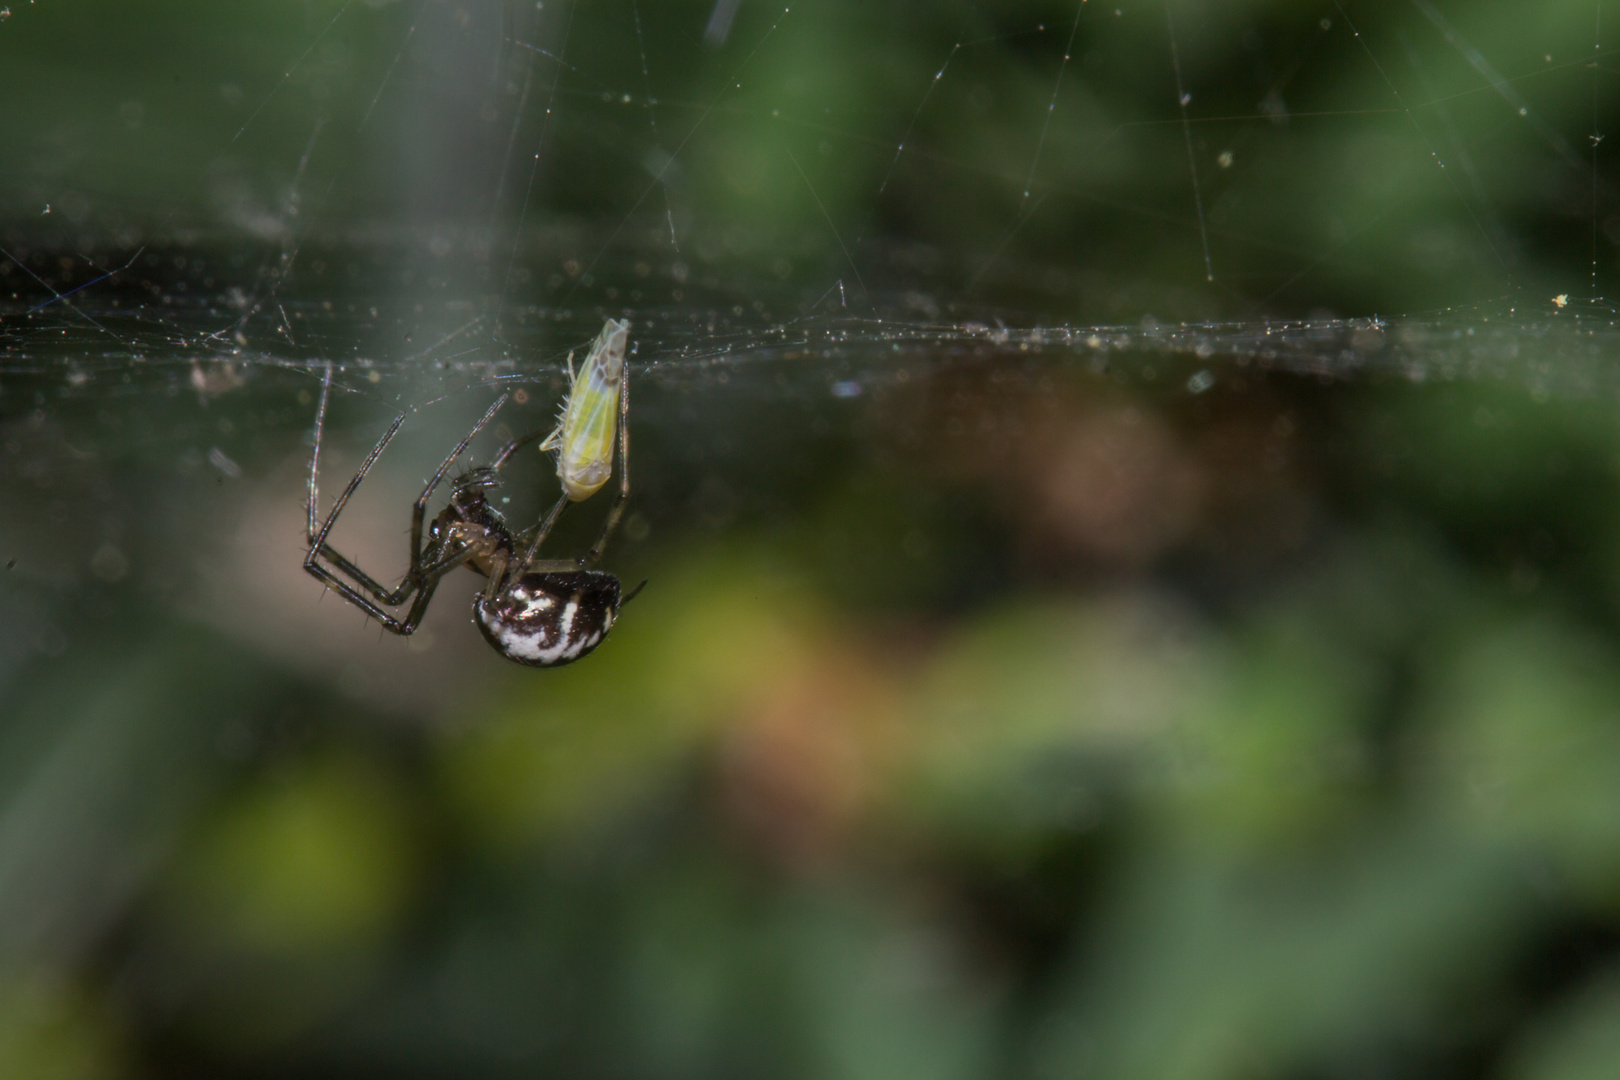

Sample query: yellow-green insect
[542,317,630,501]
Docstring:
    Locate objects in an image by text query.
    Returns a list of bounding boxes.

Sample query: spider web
[0,0,1614,415]
[0,0,1616,640]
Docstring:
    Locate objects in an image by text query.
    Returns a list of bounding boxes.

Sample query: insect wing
[555,318,629,501]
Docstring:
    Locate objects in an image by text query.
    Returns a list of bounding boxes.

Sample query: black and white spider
[303,362,640,667]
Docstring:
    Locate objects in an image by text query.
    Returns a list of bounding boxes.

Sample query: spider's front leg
[304,374,418,608]
[304,373,500,631]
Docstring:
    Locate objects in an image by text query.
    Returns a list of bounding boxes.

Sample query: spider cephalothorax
[426,470,510,565]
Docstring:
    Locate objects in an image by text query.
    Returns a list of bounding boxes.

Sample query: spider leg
[392,542,484,633]
[417,539,483,581]
[306,531,480,635]
[305,367,414,603]
[577,361,631,568]
[487,423,554,472]
[305,558,420,633]
[306,405,407,585]
[305,377,472,610]
[409,393,509,559]
[511,492,572,581]
[306,362,334,546]
[393,577,445,635]
[511,360,631,577]
[313,543,419,605]
[303,387,525,639]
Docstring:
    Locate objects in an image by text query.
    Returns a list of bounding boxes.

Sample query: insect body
[543,317,629,501]
[303,323,638,667]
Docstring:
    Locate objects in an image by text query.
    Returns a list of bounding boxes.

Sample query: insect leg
[534,348,577,454]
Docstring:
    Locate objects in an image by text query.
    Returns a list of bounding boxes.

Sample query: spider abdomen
[473,570,622,667]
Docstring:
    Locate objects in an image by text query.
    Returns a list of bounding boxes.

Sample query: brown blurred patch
[867,358,1314,577]
[717,642,899,873]
[1186,406,1315,571]
[876,363,1204,572]
[1021,404,1205,569]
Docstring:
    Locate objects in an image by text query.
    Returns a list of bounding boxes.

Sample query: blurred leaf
[1507,973,1620,1080]
[787,886,998,1080]
[900,594,1211,856]
[443,545,827,844]
[1416,616,1620,908]
[0,625,294,967]
[1036,837,1530,1080]
[173,754,416,953]
[149,752,418,1051]
[1161,606,1382,848]
[0,976,123,1080]
[1357,383,1619,562]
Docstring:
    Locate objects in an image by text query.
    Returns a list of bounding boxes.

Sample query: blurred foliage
[1,0,1614,316]
[2,1,1620,1078]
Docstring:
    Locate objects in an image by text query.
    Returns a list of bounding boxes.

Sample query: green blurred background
[3,1,1620,1077]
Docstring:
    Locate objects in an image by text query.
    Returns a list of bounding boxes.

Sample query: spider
[303,354,640,667]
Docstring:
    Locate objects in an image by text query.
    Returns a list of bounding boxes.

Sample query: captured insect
[304,320,640,666]
[543,316,630,501]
